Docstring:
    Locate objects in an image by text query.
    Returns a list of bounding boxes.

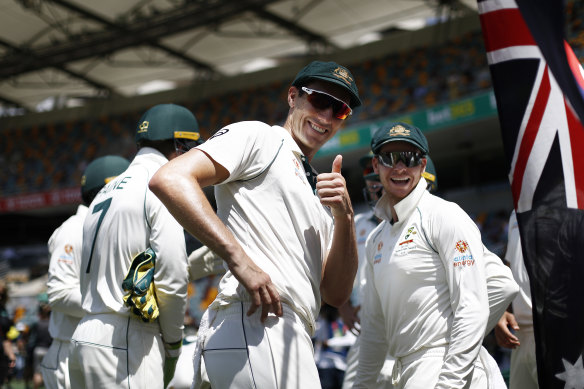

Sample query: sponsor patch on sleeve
[453,240,474,267]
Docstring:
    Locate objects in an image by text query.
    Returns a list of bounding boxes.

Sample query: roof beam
[252,8,338,51]
[48,0,216,77]
[0,38,117,97]
[0,0,283,80]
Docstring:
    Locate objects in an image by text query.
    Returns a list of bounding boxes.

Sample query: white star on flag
[556,355,584,389]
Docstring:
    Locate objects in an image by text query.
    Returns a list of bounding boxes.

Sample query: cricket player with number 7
[150,60,361,388]
[68,104,204,389]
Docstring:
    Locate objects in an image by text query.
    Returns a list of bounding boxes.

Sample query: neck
[283,117,314,161]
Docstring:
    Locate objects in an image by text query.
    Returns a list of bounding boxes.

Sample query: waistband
[392,345,448,386]
[209,297,315,336]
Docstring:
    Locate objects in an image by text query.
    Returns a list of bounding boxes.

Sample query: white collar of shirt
[374,177,428,225]
[136,146,169,167]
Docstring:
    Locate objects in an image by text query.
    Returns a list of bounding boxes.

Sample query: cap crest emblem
[138,121,149,133]
[389,125,410,137]
[333,67,353,86]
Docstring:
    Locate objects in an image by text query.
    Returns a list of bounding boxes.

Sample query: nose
[315,105,334,122]
[393,160,408,170]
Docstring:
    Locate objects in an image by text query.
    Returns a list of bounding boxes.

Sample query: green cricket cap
[81,155,130,195]
[371,122,429,155]
[292,61,361,108]
[135,103,200,145]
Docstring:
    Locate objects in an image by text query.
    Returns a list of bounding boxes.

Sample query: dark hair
[137,139,175,157]
[82,187,101,206]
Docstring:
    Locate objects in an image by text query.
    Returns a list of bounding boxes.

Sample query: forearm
[320,212,358,307]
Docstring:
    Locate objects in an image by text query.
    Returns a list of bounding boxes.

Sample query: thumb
[332,154,343,174]
[508,314,520,330]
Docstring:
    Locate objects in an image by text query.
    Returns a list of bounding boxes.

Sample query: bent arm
[149,149,282,320]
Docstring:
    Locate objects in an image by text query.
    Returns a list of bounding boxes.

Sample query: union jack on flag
[478,0,584,388]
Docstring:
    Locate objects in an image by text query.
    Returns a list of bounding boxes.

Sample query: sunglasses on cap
[174,131,203,155]
[301,87,352,120]
[376,151,425,168]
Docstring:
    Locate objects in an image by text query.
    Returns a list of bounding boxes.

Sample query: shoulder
[417,192,469,221]
[210,121,271,138]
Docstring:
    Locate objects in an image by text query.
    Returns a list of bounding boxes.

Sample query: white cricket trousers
[193,301,321,389]
[40,338,73,389]
[509,326,538,389]
[390,346,506,389]
[68,312,164,389]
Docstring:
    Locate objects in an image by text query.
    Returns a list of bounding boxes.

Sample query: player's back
[80,158,151,315]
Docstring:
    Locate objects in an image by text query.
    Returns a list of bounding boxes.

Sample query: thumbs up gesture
[316,154,354,218]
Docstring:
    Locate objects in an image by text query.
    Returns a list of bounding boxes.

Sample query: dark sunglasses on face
[377,151,425,168]
[301,87,353,120]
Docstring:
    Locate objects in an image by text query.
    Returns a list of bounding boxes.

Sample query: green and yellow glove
[122,248,159,322]
[163,339,182,388]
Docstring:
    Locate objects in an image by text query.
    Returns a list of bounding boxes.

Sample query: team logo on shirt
[64,244,73,254]
[209,128,229,140]
[374,241,383,264]
[293,158,306,184]
[453,240,474,267]
[357,228,368,244]
[455,240,469,253]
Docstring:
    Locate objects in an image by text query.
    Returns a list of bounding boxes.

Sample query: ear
[288,86,298,108]
[372,155,379,173]
[420,157,427,172]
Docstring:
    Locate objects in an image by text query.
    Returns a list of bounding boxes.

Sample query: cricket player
[495,210,538,389]
[41,155,130,389]
[150,60,361,388]
[355,122,512,389]
[68,104,203,389]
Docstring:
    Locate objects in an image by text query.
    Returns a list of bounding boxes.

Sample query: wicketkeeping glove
[122,248,159,322]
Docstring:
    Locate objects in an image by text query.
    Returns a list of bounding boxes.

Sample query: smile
[310,121,327,134]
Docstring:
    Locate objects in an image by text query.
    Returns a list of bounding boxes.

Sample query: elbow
[321,289,351,308]
[148,170,164,196]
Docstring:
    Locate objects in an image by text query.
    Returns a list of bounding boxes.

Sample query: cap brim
[373,138,427,154]
[294,75,361,108]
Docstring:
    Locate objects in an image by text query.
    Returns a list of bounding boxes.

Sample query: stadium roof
[0,0,478,116]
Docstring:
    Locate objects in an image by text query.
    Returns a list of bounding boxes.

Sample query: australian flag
[478,0,584,388]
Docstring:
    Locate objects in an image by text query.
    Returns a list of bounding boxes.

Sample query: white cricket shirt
[196,121,334,332]
[506,210,533,326]
[47,204,87,341]
[357,178,489,389]
[352,210,379,307]
[79,147,188,344]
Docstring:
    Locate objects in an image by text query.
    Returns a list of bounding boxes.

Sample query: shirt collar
[374,177,428,224]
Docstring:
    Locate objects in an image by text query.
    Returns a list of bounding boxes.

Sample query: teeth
[310,122,326,134]
[392,177,409,182]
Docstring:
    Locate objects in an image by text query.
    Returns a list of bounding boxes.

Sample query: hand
[494,311,520,349]
[317,155,353,218]
[338,302,361,335]
[230,255,283,322]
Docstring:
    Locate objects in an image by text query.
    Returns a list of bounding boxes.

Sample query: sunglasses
[174,131,203,155]
[377,151,425,168]
[301,87,352,120]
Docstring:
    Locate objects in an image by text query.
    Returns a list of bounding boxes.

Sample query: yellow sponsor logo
[174,131,200,141]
